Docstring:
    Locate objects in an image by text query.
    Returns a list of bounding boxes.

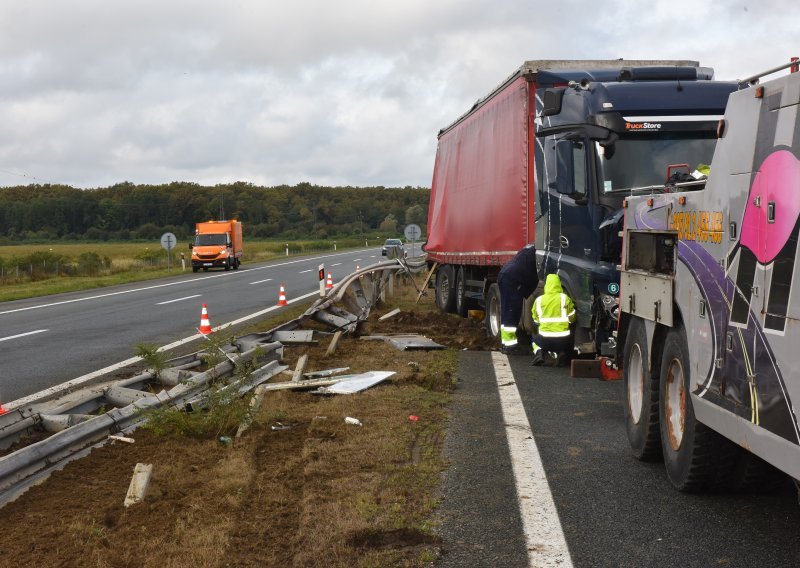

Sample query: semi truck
[424,60,737,355]
[618,61,800,490]
[190,220,243,272]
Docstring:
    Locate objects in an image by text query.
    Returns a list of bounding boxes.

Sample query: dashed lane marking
[0,329,48,343]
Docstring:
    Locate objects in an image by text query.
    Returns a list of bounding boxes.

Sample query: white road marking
[7,291,320,410]
[353,258,362,262]
[491,351,574,568]
[156,295,201,305]
[298,269,313,273]
[331,263,342,267]
[0,329,48,343]
[250,278,273,285]
[0,248,378,316]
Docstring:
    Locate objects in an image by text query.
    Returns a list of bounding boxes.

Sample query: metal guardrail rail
[0,259,409,508]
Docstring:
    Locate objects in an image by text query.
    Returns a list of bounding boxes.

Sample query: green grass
[0,238,376,302]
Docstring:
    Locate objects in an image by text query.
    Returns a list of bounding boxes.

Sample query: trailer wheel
[485,283,501,339]
[659,325,736,492]
[435,265,456,313]
[624,318,662,462]
[455,266,469,317]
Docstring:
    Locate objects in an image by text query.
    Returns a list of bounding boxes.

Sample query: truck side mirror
[554,139,575,195]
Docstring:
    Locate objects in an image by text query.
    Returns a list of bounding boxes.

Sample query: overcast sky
[0,1,796,189]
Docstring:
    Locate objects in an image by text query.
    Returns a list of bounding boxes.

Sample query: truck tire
[624,318,662,462]
[485,283,501,339]
[455,266,469,317]
[233,259,240,270]
[659,325,737,492]
[435,265,457,313]
[192,267,199,273]
[224,259,231,271]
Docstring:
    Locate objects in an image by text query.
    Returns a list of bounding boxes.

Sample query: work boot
[531,350,545,366]
[556,353,571,367]
[544,352,560,367]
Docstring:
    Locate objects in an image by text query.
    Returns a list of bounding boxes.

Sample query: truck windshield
[195,234,227,246]
[595,133,718,193]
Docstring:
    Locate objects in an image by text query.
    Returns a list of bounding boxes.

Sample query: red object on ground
[408,415,420,422]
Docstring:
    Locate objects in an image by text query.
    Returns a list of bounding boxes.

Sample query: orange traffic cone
[198,304,213,335]
[0,401,8,416]
[326,272,333,290]
[277,283,288,306]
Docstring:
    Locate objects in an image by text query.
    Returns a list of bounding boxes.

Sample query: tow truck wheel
[435,265,457,313]
[192,267,199,273]
[455,266,469,317]
[659,325,734,491]
[623,318,662,462]
[485,283,501,339]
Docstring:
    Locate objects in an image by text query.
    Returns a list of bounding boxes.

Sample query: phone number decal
[670,210,724,244]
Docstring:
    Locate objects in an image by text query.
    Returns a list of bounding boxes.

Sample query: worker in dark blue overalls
[497,244,538,356]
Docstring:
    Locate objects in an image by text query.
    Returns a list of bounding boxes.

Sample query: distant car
[381,238,405,259]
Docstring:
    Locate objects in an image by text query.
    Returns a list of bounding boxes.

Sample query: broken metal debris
[303,367,350,379]
[378,308,401,321]
[360,334,444,351]
[312,371,396,395]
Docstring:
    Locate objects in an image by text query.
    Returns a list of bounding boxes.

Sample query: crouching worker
[531,273,576,366]
[498,244,539,356]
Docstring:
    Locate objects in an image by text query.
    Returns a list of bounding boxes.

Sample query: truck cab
[534,67,737,354]
[190,220,243,272]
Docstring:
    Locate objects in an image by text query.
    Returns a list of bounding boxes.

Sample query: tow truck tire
[435,265,456,314]
[485,283,502,339]
[455,266,469,317]
[659,325,736,492]
[192,267,199,273]
[623,318,662,462]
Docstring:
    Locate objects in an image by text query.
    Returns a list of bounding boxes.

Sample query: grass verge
[0,280,492,566]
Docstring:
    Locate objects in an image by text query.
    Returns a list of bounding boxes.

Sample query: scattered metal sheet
[272,330,316,344]
[378,334,444,351]
[313,371,395,394]
[303,367,350,379]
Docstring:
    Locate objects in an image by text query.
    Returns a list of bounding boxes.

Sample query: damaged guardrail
[0,259,407,507]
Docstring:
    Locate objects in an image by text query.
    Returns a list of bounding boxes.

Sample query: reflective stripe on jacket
[532,274,576,338]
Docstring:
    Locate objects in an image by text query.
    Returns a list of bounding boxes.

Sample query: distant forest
[0,181,430,242]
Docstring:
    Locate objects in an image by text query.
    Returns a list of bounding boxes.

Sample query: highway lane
[437,352,800,567]
[0,248,382,402]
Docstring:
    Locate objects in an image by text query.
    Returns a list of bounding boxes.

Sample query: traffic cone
[198,304,213,335]
[326,272,333,290]
[0,401,8,416]
[277,283,288,306]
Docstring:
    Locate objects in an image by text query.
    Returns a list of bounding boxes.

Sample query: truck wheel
[233,259,240,270]
[224,259,231,271]
[455,266,469,317]
[192,267,199,273]
[659,325,736,491]
[485,283,501,339]
[435,265,456,313]
[624,318,662,462]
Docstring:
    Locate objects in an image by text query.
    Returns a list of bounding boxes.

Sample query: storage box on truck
[424,59,736,355]
[190,220,243,272]
[618,60,800,491]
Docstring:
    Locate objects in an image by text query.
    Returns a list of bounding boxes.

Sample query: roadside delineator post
[277,284,288,306]
[198,304,213,335]
[326,272,333,290]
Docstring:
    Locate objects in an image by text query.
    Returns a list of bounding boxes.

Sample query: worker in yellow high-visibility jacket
[531,273,576,366]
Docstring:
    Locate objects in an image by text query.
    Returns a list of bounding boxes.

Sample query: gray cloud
[0,1,797,188]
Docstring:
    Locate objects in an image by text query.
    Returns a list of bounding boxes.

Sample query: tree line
[0,181,430,242]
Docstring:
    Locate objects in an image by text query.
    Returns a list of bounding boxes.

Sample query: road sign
[160,232,177,251]
[404,224,422,241]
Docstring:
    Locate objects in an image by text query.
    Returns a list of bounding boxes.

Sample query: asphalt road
[0,248,381,402]
[437,351,800,568]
